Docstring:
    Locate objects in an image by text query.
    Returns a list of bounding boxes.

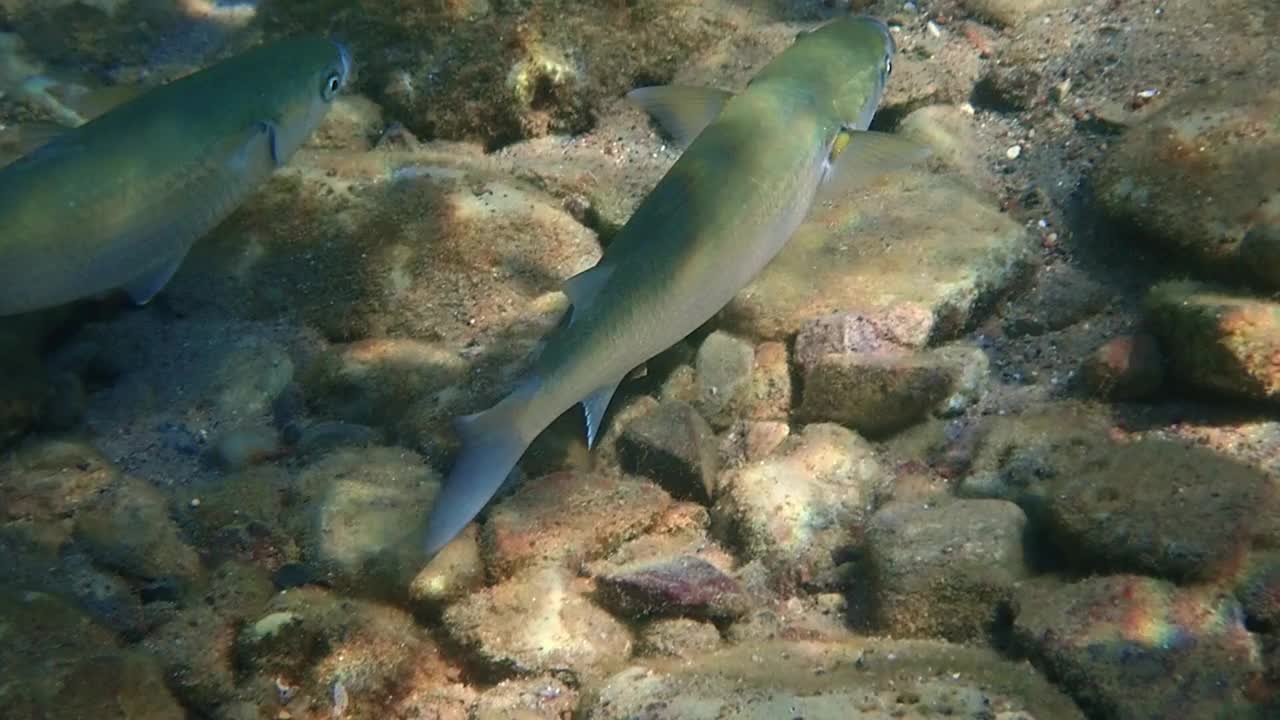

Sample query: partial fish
[423,15,929,555]
[0,35,353,316]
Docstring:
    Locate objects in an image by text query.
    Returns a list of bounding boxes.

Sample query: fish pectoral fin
[422,378,539,556]
[812,130,932,208]
[582,379,622,450]
[626,85,734,146]
[561,263,615,324]
[123,251,188,306]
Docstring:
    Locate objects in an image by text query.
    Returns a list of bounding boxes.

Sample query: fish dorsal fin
[582,380,622,449]
[812,129,932,208]
[626,85,734,146]
[124,252,187,306]
[562,263,615,324]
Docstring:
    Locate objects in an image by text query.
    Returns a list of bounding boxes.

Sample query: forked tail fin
[422,380,538,556]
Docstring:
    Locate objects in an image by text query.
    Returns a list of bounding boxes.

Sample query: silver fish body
[423,15,924,555]
[0,35,351,316]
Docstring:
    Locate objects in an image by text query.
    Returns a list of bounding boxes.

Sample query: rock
[179,466,298,571]
[865,499,1029,642]
[292,446,440,599]
[595,555,748,622]
[725,592,858,645]
[0,439,118,525]
[692,331,754,430]
[1237,550,1280,631]
[1094,77,1280,281]
[1146,281,1280,404]
[442,565,633,683]
[206,338,294,419]
[616,400,717,502]
[1045,437,1267,582]
[262,1,725,147]
[1077,333,1164,400]
[797,343,986,438]
[143,605,241,711]
[300,338,467,436]
[636,618,723,658]
[1000,263,1111,337]
[74,475,203,589]
[973,63,1042,112]
[409,524,485,611]
[238,586,459,718]
[746,341,792,420]
[208,425,282,471]
[793,312,913,375]
[580,639,1086,719]
[962,0,1075,27]
[1240,222,1280,288]
[957,401,1115,518]
[470,676,579,719]
[718,420,791,467]
[1013,575,1265,719]
[897,105,990,189]
[722,170,1029,344]
[482,471,672,581]
[0,588,185,719]
[293,420,381,458]
[713,423,890,589]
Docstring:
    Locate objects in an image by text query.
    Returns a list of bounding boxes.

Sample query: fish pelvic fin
[423,378,539,556]
[626,85,733,147]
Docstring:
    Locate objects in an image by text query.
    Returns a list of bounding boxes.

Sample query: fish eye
[322,71,342,101]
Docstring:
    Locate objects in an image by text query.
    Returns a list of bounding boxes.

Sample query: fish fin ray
[582,379,622,450]
[123,252,187,305]
[812,130,932,208]
[626,85,733,146]
[423,378,539,556]
[561,263,614,324]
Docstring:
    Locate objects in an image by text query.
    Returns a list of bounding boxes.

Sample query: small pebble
[1005,145,1022,160]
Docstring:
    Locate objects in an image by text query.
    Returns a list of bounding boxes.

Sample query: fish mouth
[333,40,353,86]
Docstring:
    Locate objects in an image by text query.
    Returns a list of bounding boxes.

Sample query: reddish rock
[482,471,672,580]
[595,555,749,621]
[1078,333,1164,400]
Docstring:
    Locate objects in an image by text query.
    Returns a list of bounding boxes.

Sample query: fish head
[264,35,353,161]
[758,15,895,132]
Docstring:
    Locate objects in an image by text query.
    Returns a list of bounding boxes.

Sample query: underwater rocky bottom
[2,0,1280,718]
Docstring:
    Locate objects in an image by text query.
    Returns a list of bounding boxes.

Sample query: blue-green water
[0,1,1277,718]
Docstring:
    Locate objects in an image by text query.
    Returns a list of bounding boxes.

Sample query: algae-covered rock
[1077,333,1165,400]
[636,618,723,658]
[408,524,485,612]
[292,446,441,599]
[470,675,579,719]
[442,565,633,683]
[580,639,1086,719]
[1044,437,1266,582]
[1013,575,1265,719]
[866,499,1029,642]
[0,588,185,719]
[691,330,755,430]
[1095,76,1280,282]
[713,423,890,589]
[616,399,718,502]
[238,586,459,719]
[481,471,672,581]
[1146,281,1280,404]
[73,475,203,589]
[722,169,1029,343]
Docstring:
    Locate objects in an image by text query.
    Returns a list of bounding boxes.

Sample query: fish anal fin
[626,85,733,146]
[812,129,932,208]
[582,379,622,450]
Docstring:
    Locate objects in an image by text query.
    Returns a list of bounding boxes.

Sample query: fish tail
[423,379,539,556]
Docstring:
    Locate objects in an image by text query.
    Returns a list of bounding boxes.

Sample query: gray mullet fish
[423,15,928,554]
[0,35,352,317]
